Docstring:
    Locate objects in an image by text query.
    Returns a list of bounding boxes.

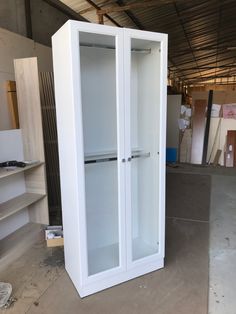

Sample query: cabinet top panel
[79,31,115,47]
[52,20,168,43]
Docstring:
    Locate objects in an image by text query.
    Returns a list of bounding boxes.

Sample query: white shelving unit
[52,20,167,297]
[0,58,49,269]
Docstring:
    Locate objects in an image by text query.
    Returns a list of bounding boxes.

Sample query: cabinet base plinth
[67,258,164,298]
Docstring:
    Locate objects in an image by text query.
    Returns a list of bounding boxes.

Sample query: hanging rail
[84,151,151,164]
[80,43,151,54]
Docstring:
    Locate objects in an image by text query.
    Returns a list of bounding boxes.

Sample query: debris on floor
[0,282,16,309]
[40,247,64,268]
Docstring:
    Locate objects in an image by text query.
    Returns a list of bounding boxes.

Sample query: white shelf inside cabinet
[0,192,46,222]
[132,238,159,261]
[88,243,119,276]
[0,162,44,179]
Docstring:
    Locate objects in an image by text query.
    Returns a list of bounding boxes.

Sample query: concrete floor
[0,217,209,314]
[167,166,236,314]
[1,170,235,313]
[209,175,236,314]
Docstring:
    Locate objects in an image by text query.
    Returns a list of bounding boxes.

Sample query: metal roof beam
[84,0,121,26]
[116,0,145,29]
[42,0,88,21]
[173,1,203,79]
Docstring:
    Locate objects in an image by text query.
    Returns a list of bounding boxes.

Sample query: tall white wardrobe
[52,20,167,297]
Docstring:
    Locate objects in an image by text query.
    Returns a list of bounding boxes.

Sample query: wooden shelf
[0,161,44,179]
[0,192,45,221]
[0,222,44,273]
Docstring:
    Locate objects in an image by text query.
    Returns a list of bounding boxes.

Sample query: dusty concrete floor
[2,170,235,314]
[0,218,209,314]
[167,166,236,314]
[209,175,236,314]
[0,244,64,314]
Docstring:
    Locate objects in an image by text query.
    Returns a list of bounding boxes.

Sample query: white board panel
[0,129,24,162]
[0,27,52,130]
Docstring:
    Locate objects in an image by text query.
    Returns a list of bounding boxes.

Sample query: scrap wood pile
[179,90,236,167]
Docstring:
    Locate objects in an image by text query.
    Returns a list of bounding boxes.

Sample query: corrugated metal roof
[60,0,236,86]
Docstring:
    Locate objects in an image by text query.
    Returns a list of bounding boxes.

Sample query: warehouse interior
[0,0,236,313]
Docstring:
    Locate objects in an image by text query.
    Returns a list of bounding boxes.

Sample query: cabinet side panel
[159,36,167,258]
[52,22,83,290]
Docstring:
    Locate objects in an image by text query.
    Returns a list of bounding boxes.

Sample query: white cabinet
[52,20,167,297]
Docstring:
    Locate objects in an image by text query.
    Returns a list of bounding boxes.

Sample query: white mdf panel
[14,58,45,162]
[0,130,24,162]
[52,21,86,293]
[53,20,167,298]
[0,27,52,130]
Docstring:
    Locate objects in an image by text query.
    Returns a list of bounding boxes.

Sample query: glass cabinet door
[125,35,162,262]
[79,31,125,277]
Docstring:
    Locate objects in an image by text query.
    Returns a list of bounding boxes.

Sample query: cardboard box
[45,225,64,247]
[46,237,64,247]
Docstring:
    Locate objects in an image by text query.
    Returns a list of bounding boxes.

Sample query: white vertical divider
[123,31,132,268]
[115,30,126,274]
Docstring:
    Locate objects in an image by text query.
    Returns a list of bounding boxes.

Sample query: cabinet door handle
[127,157,132,162]
[121,158,126,163]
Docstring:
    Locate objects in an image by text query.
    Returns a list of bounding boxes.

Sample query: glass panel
[79,32,119,276]
[130,38,160,261]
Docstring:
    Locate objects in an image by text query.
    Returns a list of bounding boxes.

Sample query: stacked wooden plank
[5,81,19,129]
[188,91,236,167]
